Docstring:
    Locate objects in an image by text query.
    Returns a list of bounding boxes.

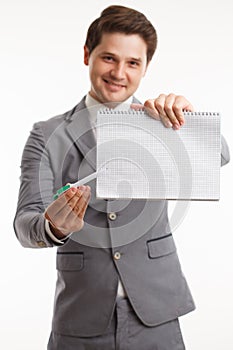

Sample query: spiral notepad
[96,109,221,200]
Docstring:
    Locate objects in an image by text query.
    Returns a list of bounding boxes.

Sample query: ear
[84,45,90,66]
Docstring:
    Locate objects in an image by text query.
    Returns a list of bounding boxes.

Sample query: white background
[1,0,232,349]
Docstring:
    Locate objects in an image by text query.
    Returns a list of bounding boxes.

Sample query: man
[14,5,230,350]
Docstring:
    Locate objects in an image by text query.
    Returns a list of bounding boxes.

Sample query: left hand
[131,93,194,130]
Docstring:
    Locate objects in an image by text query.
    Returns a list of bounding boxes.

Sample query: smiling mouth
[103,79,126,88]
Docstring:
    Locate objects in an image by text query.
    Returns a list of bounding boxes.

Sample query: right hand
[44,185,91,239]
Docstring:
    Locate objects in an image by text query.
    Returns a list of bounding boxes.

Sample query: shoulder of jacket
[33,97,86,132]
[38,104,78,126]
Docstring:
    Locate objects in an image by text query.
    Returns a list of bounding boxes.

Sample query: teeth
[110,82,123,87]
[105,79,123,87]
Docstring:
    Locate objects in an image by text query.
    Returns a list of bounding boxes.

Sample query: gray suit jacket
[14,97,230,337]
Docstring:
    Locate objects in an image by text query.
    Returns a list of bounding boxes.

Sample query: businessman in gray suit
[14,5,230,350]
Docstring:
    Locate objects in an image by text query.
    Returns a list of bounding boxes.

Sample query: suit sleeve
[13,122,58,248]
[221,135,230,166]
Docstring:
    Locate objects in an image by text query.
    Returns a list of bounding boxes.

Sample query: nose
[110,62,126,80]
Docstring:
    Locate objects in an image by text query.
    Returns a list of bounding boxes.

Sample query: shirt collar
[85,93,133,127]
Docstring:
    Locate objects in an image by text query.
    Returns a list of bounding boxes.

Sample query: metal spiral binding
[99,109,220,117]
[183,111,220,117]
[99,108,145,115]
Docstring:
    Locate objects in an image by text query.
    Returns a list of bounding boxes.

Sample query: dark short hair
[85,5,157,63]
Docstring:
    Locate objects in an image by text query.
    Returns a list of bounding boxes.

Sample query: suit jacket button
[114,252,121,260]
[37,241,46,247]
[108,212,117,221]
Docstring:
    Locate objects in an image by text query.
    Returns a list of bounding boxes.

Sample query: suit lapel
[66,96,141,171]
[66,98,97,171]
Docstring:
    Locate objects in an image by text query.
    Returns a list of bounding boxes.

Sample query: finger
[45,187,81,226]
[73,186,91,217]
[173,95,194,115]
[44,189,72,222]
[48,187,77,216]
[53,204,74,228]
[154,94,173,128]
[50,191,80,228]
[65,187,83,210]
[64,188,91,231]
[164,93,182,129]
[79,194,91,219]
[54,187,81,218]
[144,99,160,120]
[130,103,145,111]
[77,192,91,220]
[59,186,90,220]
[172,95,194,126]
[47,187,88,232]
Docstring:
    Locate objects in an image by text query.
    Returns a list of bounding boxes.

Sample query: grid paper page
[96,110,221,200]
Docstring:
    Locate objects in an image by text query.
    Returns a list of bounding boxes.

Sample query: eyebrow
[100,51,142,62]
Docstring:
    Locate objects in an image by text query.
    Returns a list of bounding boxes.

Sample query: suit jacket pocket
[147,234,176,259]
[56,252,84,271]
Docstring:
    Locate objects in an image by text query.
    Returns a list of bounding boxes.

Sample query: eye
[129,61,140,67]
[103,56,114,62]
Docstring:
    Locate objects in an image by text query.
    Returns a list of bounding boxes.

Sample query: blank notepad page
[96,110,221,200]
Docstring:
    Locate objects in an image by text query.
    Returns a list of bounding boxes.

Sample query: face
[84,32,149,104]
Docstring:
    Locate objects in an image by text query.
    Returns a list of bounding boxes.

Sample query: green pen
[53,171,98,200]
